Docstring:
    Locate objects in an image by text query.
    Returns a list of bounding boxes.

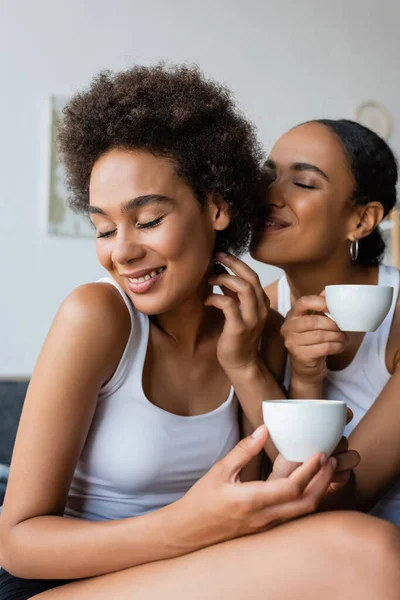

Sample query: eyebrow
[292,162,330,181]
[88,194,173,216]
[263,158,329,182]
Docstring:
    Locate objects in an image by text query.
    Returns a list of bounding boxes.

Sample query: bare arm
[228,308,287,424]
[278,293,400,510]
[319,364,400,513]
[0,284,200,579]
[0,282,339,580]
[207,256,287,462]
[349,362,400,511]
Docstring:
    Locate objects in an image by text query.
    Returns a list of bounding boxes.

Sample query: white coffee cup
[262,399,347,462]
[325,284,393,332]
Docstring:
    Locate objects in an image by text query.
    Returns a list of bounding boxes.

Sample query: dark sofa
[0,379,28,504]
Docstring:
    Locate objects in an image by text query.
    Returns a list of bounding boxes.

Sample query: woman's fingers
[286,329,348,347]
[241,453,328,509]
[288,453,332,492]
[209,273,261,325]
[259,460,334,525]
[329,472,351,490]
[302,457,335,503]
[289,295,328,317]
[287,341,347,360]
[215,253,269,310]
[211,264,239,302]
[282,314,344,335]
[346,407,354,425]
[332,449,360,473]
[218,425,269,480]
[204,294,243,328]
[215,252,262,285]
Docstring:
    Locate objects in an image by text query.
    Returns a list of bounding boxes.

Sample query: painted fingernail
[329,457,337,469]
[320,454,328,466]
[252,425,266,438]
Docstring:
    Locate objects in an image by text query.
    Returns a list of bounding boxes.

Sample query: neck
[152,280,219,353]
[284,256,379,301]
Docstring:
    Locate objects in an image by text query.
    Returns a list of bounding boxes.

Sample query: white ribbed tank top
[277,265,400,524]
[65,278,239,521]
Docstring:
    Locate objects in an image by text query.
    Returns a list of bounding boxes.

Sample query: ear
[207,194,230,231]
[347,201,385,242]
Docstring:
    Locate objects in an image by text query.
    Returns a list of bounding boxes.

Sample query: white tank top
[277,265,400,525]
[65,277,240,521]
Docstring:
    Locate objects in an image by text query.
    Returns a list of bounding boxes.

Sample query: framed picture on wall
[45,96,93,238]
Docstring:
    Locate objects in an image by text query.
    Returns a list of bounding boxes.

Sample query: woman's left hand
[268,408,360,498]
[205,252,270,372]
[269,438,360,494]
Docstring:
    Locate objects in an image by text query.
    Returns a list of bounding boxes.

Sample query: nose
[111,228,145,265]
[267,179,286,208]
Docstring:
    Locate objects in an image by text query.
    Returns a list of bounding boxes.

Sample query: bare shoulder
[45,282,132,386]
[264,279,279,311]
[1,283,132,529]
[59,282,129,328]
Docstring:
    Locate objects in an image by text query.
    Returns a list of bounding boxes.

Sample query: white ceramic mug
[325,284,393,332]
[262,399,347,462]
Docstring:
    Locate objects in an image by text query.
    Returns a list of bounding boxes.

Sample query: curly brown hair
[58,64,264,254]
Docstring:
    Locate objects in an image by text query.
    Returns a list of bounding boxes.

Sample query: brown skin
[1,148,367,597]
[252,122,400,511]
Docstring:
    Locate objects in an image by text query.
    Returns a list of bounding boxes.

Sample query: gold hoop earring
[350,239,359,261]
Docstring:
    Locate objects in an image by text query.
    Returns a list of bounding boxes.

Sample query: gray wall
[1,0,400,375]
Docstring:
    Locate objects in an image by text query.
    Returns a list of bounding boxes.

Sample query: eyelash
[294,182,316,190]
[96,217,163,239]
[137,217,163,230]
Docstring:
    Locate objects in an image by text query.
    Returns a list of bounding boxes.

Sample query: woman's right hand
[179,425,335,546]
[281,294,348,383]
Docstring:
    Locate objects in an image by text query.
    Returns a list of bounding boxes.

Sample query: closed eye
[294,182,316,190]
[97,229,116,239]
[137,217,163,229]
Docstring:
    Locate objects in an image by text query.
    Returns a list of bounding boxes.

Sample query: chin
[127,291,186,316]
[250,237,289,265]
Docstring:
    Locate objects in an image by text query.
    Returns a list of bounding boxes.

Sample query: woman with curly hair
[0,67,399,599]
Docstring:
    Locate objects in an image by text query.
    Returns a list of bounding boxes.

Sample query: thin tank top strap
[96,277,150,396]
[277,274,291,317]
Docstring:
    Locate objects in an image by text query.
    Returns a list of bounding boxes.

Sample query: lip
[124,267,166,295]
[263,214,292,232]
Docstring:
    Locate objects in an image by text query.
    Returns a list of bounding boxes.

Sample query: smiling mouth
[128,266,165,284]
[263,220,290,232]
[125,267,167,295]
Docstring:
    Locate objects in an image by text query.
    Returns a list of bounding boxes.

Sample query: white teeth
[129,267,165,284]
